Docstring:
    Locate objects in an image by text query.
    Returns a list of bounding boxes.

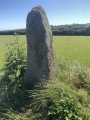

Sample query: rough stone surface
[26,5,56,88]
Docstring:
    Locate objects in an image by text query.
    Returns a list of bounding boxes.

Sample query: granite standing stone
[26,5,56,88]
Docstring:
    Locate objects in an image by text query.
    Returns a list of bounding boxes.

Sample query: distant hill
[0,23,90,36]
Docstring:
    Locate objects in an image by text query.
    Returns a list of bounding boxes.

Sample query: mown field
[53,36,90,68]
[0,35,90,69]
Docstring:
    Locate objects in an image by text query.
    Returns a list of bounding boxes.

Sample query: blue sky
[0,0,90,30]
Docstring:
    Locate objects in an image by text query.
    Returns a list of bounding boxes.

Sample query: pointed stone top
[32,5,44,10]
[31,5,45,14]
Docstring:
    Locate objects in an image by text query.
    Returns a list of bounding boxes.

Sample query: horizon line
[0,23,90,31]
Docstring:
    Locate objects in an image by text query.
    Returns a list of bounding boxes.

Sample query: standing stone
[26,5,55,88]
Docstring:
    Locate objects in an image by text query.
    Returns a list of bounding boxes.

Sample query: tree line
[0,29,26,35]
[0,23,90,36]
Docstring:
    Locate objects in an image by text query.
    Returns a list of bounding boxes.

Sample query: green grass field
[0,35,90,69]
[53,36,90,67]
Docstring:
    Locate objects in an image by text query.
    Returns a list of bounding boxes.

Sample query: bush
[0,33,27,116]
[48,92,82,120]
[3,33,27,86]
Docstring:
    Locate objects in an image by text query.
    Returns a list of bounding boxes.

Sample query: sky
[0,0,90,30]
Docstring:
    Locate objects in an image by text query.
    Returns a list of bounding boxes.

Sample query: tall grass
[28,58,90,119]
